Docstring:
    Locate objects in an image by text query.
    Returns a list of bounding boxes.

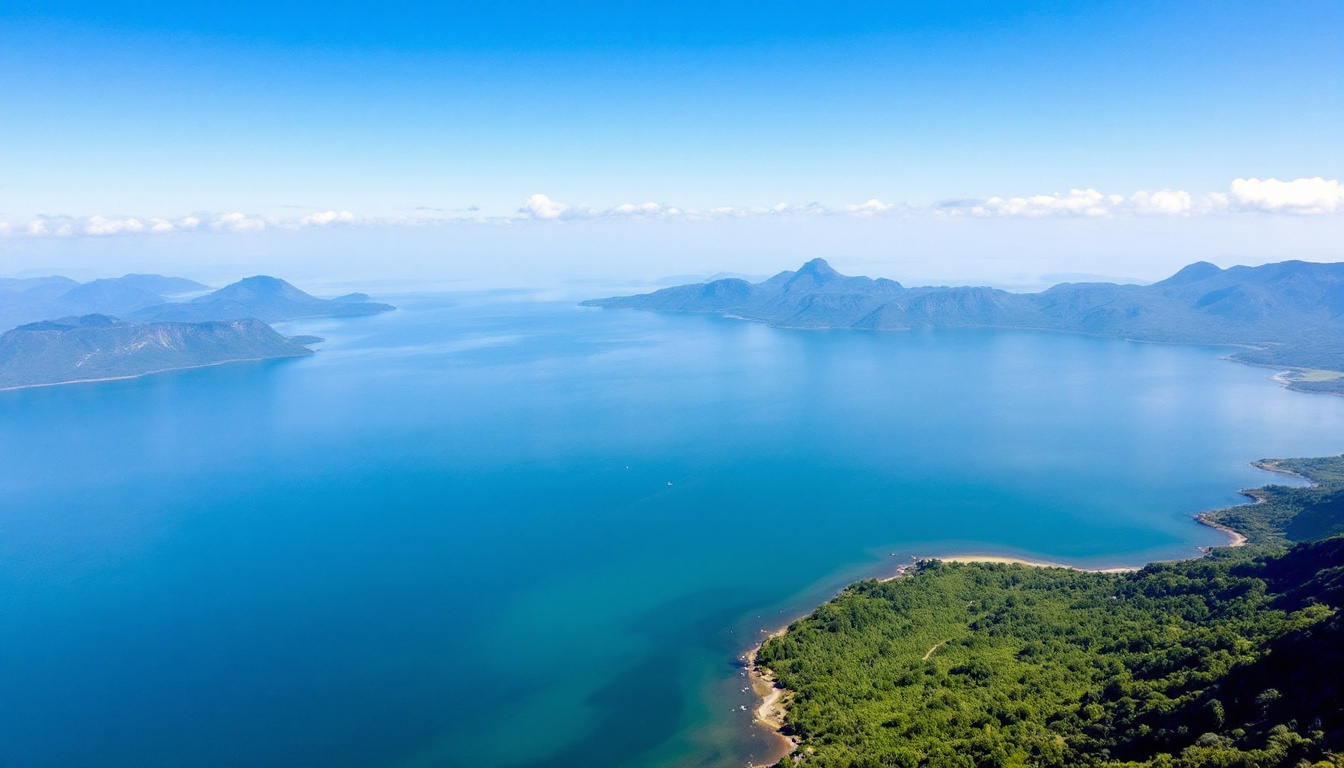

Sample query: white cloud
[773,202,829,216]
[26,218,75,236]
[612,202,670,216]
[519,194,570,220]
[16,214,211,237]
[10,178,1340,239]
[946,182,1339,219]
[212,212,268,232]
[298,210,356,226]
[519,196,695,220]
[846,199,895,216]
[970,189,1124,218]
[84,216,146,235]
[708,206,751,218]
[518,196,892,221]
[9,211,368,238]
[1128,189,1193,216]
[1229,177,1343,214]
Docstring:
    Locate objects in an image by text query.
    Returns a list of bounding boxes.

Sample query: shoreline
[931,554,1139,573]
[741,461,1297,764]
[0,353,311,392]
[1194,514,1249,547]
[1250,459,1318,486]
[742,627,797,768]
[742,550,1143,764]
[1192,458,1319,549]
[1260,365,1344,397]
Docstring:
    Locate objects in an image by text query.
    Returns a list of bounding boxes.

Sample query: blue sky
[1,2,1341,284]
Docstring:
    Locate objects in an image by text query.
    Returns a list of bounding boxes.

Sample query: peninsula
[0,315,313,389]
[584,259,1344,394]
[752,456,1344,768]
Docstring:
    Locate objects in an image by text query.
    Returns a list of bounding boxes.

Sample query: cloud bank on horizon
[4,177,1340,240]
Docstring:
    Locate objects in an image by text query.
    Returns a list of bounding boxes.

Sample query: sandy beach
[1195,514,1249,547]
[0,355,300,392]
[743,627,797,768]
[934,554,1139,573]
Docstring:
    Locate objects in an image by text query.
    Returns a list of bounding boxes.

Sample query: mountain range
[1,273,392,331]
[0,274,394,389]
[0,273,207,331]
[583,259,1344,394]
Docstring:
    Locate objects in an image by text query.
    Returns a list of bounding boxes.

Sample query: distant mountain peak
[798,258,839,278]
[784,258,845,291]
[194,276,313,305]
[132,275,394,323]
[238,275,290,287]
[1157,261,1223,286]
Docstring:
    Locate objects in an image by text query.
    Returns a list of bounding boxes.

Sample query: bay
[2,292,1343,768]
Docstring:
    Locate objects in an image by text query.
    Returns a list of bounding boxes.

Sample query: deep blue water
[3,293,1344,768]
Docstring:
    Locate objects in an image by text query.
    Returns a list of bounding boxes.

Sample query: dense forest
[757,457,1344,767]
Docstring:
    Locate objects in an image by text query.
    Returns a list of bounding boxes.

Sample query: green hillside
[757,458,1344,768]
[1202,457,1344,546]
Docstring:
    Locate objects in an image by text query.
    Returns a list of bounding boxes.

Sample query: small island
[751,456,1344,767]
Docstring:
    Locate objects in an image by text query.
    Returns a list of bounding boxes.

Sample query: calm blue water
[3,293,1344,768]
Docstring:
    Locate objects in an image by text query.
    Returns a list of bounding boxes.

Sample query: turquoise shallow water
[3,292,1344,768]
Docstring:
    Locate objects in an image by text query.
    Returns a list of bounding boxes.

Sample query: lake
[3,292,1343,768]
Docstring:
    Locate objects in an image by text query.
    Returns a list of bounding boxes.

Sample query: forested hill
[583,259,1344,393]
[756,457,1344,768]
[0,315,314,389]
